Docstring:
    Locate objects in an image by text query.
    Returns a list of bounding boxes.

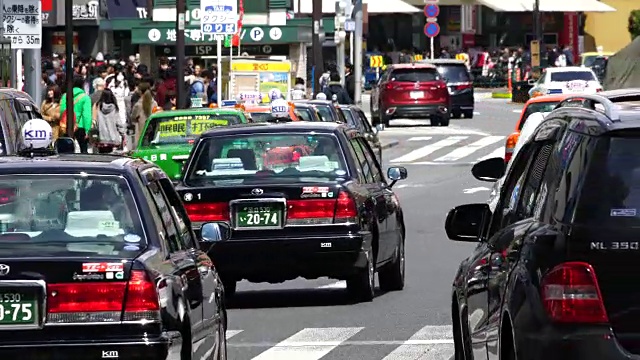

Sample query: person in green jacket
[60,76,92,153]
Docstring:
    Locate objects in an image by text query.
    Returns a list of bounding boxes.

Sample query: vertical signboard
[2,0,42,49]
[201,0,238,36]
[424,0,440,59]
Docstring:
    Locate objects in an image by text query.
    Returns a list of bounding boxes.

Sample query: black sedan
[338,104,383,163]
[0,152,229,359]
[294,99,348,123]
[175,122,408,302]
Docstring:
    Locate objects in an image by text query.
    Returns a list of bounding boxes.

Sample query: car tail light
[385,83,395,90]
[47,270,160,324]
[184,202,230,222]
[0,187,17,205]
[454,83,472,91]
[287,191,357,225]
[541,262,608,324]
[596,88,603,92]
[504,133,519,164]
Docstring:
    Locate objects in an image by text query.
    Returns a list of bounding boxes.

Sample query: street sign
[344,20,356,32]
[2,0,42,49]
[201,0,238,35]
[424,22,440,38]
[424,4,439,18]
[369,55,383,68]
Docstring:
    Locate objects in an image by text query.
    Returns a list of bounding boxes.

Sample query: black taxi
[175,122,408,302]
[0,130,229,359]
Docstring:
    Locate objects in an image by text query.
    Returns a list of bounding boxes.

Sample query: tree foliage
[629,10,640,39]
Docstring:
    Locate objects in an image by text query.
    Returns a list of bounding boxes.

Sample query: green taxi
[132,108,249,180]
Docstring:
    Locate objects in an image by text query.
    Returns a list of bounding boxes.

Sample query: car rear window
[520,101,560,130]
[185,133,348,186]
[550,71,596,82]
[0,175,145,257]
[390,68,440,82]
[434,64,471,83]
[575,136,640,227]
[294,108,316,122]
[314,105,336,122]
[250,112,276,123]
[340,108,357,127]
[141,113,241,146]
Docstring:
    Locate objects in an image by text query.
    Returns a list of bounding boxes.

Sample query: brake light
[454,83,472,91]
[286,191,357,225]
[47,270,160,324]
[504,133,519,164]
[184,202,230,222]
[596,88,603,92]
[0,188,17,205]
[385,83,395,90]
[541,262,608,324]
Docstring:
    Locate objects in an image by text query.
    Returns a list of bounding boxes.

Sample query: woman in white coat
[108,71,130,128]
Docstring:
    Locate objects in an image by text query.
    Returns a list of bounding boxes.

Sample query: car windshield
[294,108,315,121]
[520,101,560,130]
[0,175,145,257]
[583,55,599,67]
[185,133,348,186]
[141,113,241,146]
[390,68,439,82]
[435,65,470,82]
[550,71,596,82]
[314,105,336,122]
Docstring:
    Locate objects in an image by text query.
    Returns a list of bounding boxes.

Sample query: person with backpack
[322,72,352,105]
[60,76,92,153]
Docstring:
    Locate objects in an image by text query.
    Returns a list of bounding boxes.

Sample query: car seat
[227,149,257,170]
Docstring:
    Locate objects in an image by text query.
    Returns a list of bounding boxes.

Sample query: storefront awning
[537,0,615,12]
[297,0,420,14]
[406,0,615,11]
[476,0,529,12]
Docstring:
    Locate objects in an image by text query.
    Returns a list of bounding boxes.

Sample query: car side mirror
[527,79,536,85]
[55,137,75,154]
[387,166,407,187]
[201,222,231,243]
[471,157,505,182]
[444,203,491,242]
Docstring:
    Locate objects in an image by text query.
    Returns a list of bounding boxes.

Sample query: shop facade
[41,0,102,56]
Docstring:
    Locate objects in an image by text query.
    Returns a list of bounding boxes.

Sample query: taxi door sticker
[82,262,124,273]
[158,117,230,138]
[158,120,188,137]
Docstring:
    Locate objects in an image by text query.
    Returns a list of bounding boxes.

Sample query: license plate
[0,291,37,326]
[235,203,283,228]
[410,91,424,99]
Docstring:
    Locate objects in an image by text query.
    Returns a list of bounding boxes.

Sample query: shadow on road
[226,287,389,309]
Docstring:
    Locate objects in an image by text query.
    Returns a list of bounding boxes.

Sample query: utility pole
[176,0,186,109]
[311,0,324,95]
[65,0,74,137]
[353,0,363,106]
[335,0,346,86]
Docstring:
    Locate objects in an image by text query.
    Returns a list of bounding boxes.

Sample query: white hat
[95,52,104,61]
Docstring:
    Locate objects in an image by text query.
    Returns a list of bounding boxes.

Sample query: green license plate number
[0,292,37,325]
[236,204,282,228]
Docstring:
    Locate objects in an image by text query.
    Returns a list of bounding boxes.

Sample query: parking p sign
[201,0,238,35]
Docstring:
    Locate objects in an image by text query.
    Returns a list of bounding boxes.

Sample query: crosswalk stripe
[250,327,364,360]
[390,136,468,163]
[226,330,244,340]
[477,146,505,161]
[433,136,504,162]
[381,326,454,360]
[408,136,433,142]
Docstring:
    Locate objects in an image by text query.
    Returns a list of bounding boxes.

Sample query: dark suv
[420,59,474,119]
[446,90,640,360]
[370,63,450,127]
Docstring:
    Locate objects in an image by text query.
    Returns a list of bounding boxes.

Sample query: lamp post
[65,0,74,137]
[335,0,347,85]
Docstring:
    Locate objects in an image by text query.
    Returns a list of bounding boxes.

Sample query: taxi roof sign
[22,119,53,149]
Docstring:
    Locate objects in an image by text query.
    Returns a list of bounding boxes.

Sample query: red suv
[371,63,450,127]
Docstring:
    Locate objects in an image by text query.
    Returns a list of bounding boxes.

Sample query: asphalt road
[224,95,524,360]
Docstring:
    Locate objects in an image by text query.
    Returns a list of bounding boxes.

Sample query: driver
[80,181,133,230]
[313,137,339,161]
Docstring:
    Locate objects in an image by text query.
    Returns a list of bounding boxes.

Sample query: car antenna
[17,119,57,158]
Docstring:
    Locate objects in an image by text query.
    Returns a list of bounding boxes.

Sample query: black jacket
[345,73,355,102]
[323,82,353,105]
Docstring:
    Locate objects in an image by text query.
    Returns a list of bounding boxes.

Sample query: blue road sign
[424,4,439,18]
[424,22,440,38]
[345,20,356,32]
[201,0,238,35]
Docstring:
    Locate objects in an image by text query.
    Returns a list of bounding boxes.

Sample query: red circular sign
[424,4,440,18]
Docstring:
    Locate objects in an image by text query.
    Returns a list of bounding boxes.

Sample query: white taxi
[528,66,603,98]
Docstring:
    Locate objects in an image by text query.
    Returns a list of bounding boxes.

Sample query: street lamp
[335,0,348,85]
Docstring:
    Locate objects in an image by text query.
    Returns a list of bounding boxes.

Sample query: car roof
[387,63,436,69]
[297,100,334,105]
[0,154,150,173]
[0,88,36,102]
[546,66,593,73]
[151,108,241,117]
[419,59,466,65]
[199,121,348,138]
[526,94,572,104]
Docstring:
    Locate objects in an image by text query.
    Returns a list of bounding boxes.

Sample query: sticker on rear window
[124,245,140,251]
[124,234,141,243]
[82,262,124,273]
[335,170,346,176]
[611,208,636,217]
[99,221,119,230]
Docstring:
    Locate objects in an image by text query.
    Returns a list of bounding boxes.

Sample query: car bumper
[0,332,182,359]
[517,326,637,360]
[384,104,449,119]
[212,233,372,282]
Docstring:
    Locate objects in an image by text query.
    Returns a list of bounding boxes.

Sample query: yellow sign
[530,40,540,67]
[158,117,230,137]
[413,55,424,61]
[369,55,383,68]
[231,61,291,72]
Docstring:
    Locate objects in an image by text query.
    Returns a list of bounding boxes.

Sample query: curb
[380,140,400,150]
[491,92,512,99]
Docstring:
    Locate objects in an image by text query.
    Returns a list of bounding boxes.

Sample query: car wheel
[178,299,193,360]
[463,110,474,119]
[381,113,391,127]
[347,247,375,302]
[223,280,237,300]
[451,110,462,119]
[453,303,473,360]
[433,114,450,127]
[216,312,228,360]
[378,236,405,291]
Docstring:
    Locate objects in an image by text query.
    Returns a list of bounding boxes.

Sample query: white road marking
[433,136,504,162]
[380,127,488,136]
[226,330,244,339]
[317,281,346,289]
[512,109,522,113]
[408,137,433,141]
[463,187,491,194]
[477,147,505,161]
[391,136,468,163]
[474,111,481,115]
[382,326,454,360]
[250,327,364,360]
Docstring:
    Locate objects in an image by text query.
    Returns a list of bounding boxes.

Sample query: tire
[451,110,462,119]
[216,311,228,360]
[500,321,517,360]
[453,301,473,360]
[223,279,237,300]
[371,108,380,126]
[178,300,192,360]
[347,247,375,302]
[463,110,474,119]
[378,236,405,291]
[381,113,391,127]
